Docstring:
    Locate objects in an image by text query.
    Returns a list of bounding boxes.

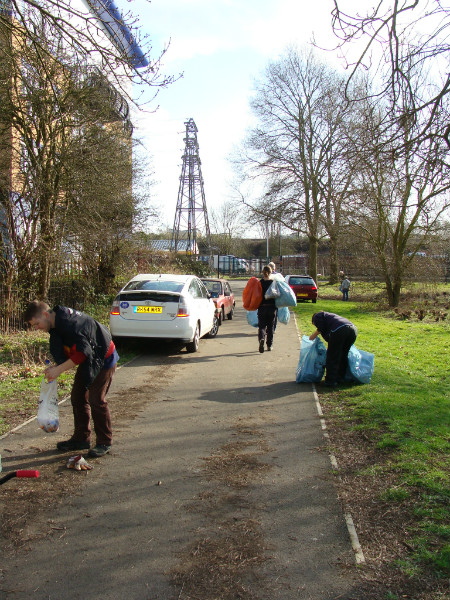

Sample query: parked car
[200,278,235,324]
[284,275,318,303]
[109,274,218,352]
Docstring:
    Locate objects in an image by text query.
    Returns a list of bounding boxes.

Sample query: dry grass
[170,419,273,600]
[322,402,449,600]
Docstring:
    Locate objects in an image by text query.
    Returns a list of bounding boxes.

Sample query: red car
[285,275,318,303]
[201,278,235,324]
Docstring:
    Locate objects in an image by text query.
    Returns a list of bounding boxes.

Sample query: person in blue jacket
[309,311,357,386]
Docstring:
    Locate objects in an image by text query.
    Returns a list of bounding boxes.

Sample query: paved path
[0,282,359,599]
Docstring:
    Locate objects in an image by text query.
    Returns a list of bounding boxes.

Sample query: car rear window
[202,281,222,295]
[288,277,315,286]
[124,280,185,293]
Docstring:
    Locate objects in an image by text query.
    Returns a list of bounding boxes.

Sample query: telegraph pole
[171,118,211,255]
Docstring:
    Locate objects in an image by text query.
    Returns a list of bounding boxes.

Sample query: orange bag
[242,277,263,311]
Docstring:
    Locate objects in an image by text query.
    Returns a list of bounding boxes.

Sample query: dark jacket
[259,278,276,306]
[49,306,112,389]
[312,311,356,342]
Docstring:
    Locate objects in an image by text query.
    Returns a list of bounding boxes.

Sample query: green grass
[293,291,450,579]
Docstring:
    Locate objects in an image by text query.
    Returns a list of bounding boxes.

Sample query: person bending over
[24,301,119,458]
[309,311,357,386]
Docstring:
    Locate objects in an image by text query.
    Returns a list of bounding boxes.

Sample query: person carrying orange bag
[242,277,263,311]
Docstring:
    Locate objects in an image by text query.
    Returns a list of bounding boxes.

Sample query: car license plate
[134,306,162,313]
[297,293,308,298]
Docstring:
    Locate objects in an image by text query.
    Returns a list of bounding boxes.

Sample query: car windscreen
[123,280,185,293]
[289,277,314,285]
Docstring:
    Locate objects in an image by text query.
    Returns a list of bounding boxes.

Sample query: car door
[188,278,214,335]
[223,281,232,313]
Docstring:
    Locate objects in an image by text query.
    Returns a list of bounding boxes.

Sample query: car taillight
[311,286,317,291]
[177,296,189,317]
[110,299,120,315]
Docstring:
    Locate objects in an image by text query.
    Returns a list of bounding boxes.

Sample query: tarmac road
[0,281,360,599]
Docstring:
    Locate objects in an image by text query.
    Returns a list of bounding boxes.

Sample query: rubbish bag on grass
[275,281,297,308]
[37,377,59,433]
[246,310,258,327]
[345,346,375,384]
[296,335,327,383]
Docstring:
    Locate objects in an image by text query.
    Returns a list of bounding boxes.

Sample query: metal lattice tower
[171,118,211,255]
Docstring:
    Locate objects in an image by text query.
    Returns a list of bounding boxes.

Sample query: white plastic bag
[37,377,59,433]
[264,280,281,299]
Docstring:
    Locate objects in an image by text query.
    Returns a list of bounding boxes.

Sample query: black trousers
[257,304,277,347]
[325,325,357,384]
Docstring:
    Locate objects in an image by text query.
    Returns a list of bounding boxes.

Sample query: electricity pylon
[171,118,211,255]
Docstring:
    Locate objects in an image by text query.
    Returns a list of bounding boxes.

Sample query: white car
[109,274,218,352]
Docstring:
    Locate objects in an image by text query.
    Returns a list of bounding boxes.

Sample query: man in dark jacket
[310,311,357,386]
[24,301,119,457]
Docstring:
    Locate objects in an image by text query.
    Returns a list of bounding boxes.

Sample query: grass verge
[294,283,450,594]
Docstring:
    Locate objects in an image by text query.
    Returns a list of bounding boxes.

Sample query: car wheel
[186,324,200,352]
[227,307,233,320]
[217,309,223,325]
[206,315,219,338]
[221,307,225,323]
[312,299,317,303]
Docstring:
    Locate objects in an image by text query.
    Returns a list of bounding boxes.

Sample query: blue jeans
[342,290,348,301]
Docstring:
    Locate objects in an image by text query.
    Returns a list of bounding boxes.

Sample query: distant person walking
[309,311,357,387]
[340,276,351,301]
[24,301,119,458]
[257,265,278,353]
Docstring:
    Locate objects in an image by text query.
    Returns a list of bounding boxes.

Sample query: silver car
[109,274,218,352]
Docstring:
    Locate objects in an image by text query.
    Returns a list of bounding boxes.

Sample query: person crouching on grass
[24,301,119,458]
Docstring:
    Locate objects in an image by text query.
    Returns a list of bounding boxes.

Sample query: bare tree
[209,200,246,255]
[0,20,155,299]
[330,0,450,150]
[0,0,176,105]
[236,47,353,280]
[348,74,450,306]
[0,25,78,297]
[63,122,157,295]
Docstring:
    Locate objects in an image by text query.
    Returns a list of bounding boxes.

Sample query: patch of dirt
[0,358,176,555]
[170,418,273,600]
[320,398,449,600]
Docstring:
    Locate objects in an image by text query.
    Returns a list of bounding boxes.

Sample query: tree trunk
[328,234,340,283]
[385,275,402,307]
[308,235,318,280]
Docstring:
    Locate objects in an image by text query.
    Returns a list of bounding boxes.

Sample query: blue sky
[130,0,354,232]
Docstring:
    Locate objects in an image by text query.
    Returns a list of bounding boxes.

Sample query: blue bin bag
[246,310,258,327]
[296,335,327,383]
[345,345,375,384]
[275,281,297,308]
[277,306,290,325]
